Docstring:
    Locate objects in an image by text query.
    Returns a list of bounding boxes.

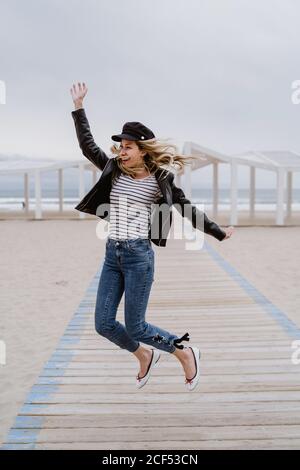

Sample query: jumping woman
[70,82,234,392]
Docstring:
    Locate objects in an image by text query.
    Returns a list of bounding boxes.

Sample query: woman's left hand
[223,226,234,240]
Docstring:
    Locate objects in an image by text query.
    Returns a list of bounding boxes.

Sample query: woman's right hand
[223,226,234,240]
[70,82,88,109]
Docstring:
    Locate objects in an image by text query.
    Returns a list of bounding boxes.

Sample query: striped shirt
[109,172,163,240]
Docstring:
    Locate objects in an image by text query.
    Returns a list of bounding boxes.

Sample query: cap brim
[111,133,138,142]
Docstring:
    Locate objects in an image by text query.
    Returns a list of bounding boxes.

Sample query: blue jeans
[94,237,179,353]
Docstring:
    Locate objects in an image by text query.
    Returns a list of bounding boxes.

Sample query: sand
[0,218,300,445]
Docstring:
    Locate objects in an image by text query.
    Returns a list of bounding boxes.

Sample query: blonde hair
[109,137,198,181]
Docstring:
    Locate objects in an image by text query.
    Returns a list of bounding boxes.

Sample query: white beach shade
[179,144,300,226]
[0,159,97,219]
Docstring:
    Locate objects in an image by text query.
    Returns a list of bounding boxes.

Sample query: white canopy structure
[0,159,99,219]
[1,145,300,225]
[178,143,300,225]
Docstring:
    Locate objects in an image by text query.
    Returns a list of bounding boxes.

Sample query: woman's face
[118,139,146,168]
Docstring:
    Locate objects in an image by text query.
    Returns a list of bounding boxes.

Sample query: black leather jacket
[71,108,226,247]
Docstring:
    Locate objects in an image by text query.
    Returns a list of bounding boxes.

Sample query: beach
[0,217,300,446]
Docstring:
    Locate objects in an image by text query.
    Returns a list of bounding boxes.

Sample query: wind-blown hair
[109,137,198,181]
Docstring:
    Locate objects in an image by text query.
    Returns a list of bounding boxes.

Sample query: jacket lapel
[100,157,116,178]
[155,168,172,206]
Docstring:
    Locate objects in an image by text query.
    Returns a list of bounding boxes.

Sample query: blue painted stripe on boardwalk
[1,443,37,450]
[9,416,46,429]
[35,377,62,385]
[204,241,300,340]
[1,262,103,450]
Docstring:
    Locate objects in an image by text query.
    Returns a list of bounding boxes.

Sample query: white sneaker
[185,347,201,391]
[136,349,161,389]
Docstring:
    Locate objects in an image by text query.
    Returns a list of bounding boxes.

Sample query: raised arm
[169,173,233,241]
[70,82,109,171]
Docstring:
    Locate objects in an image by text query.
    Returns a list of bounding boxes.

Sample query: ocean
[1,167,299,211]
[1,188,300,212]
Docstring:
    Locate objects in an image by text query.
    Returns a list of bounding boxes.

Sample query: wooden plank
[23,390,300,404]
[41,364,296,375]
[5,425,300,444]
[10,412,300,429]
[3,438,300,450]
[39,367,298,377]
[30,382,300,393]
[18,402,300,415]
[36,374,300,385]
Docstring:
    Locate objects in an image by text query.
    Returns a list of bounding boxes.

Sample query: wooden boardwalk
[2,238,300,450]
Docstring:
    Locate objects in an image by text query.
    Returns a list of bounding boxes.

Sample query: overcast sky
[1,0,299,187]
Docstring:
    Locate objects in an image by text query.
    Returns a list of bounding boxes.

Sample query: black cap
[111,121,155,142]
